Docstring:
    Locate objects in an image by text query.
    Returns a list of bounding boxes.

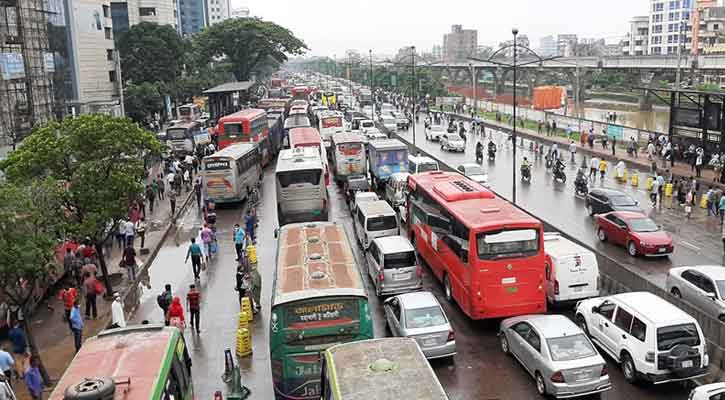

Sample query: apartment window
[669,0,679,9]
[715,24,720,30]
[102,5,110,18]
[653,24,663,33]
[635,40,643,46]
[652,46,662,54]
[683,11,690,20]
[653,14,663,23]
[683,0,691,7]
[668,23,675,32]
[104,27,112,39]
[109,70,117,82]
[653,2,664,12]
[635,50,644,55]
[623,41,630,46]
[106,49,114,61]
[139,7,156,16]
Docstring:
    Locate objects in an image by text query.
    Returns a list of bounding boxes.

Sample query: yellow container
[701,194,709,209]
[621,170,628,182]
[664,183,673,197]
[246,244,257,265]
[238,311,249,330]
[631,173,639,187]
[645,177,653,190]
[241,298,253,322]
[236,328,252,357]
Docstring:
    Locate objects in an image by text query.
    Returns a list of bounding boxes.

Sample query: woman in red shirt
[166,297,185,329]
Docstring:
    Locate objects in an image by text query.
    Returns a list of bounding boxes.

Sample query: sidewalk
[12,163,195,400]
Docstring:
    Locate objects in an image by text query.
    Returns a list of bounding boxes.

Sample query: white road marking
[678,240,701,251]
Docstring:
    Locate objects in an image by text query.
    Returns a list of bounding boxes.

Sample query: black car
[343,174,370,204]
[585,188,643,216]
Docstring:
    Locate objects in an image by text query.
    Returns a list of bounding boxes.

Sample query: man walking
[169,193,177,217]
[185,238,203,280]
[69,300,83,353]
[186,284,201,334]
[233,224,245,261]
[110,293,126,329]
[123,219,135,248]
[158,284,172,325]
[569,141,576,163]
[589,156,600,182]
[245,210,256,244]
[122,242,137,281]
[83,273,98,319]
[58,284,77,331]
[251,264,261,314]
[145,185,156,214]
[719,194,725,224]
[0,344,13,384]
[156,176,165,200]
[194,178,203,209]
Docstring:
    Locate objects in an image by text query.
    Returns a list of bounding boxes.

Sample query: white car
[425,125,445,141]
[379,114,397,133]
[440,133,465,152]
[456,163,488,186]
[689,382,725,400]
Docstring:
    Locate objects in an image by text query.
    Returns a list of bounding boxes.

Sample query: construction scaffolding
[0,0,56,150]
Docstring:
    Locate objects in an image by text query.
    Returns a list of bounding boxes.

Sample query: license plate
[682,360,693,368]
[573,286,583,292]
[394,273,411,281]
[422,338,436,347]
[659,247,668,253]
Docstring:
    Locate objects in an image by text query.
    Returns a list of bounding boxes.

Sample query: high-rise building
[688,0,723,54]
[622,16,650,56]
[557,34,578,56]
[648,0,694,55]
[109,0,178,36]
[178,0,206,36]
[205,0,230,25]
[431,45,442,61]
[539,35,557,56]
[230,6,249,18]
[443,25,477,62]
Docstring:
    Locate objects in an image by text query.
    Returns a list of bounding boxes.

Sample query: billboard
[673,107,702,129]
[0,53,25,80]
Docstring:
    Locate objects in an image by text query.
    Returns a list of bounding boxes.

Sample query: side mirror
[591,305,599,314]
[706,292,717,300]
[274,228,279,239]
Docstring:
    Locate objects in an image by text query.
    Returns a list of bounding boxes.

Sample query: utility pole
[369,49,374,108]
[411,46,417,153]
[512,28,518,204]
[675,20,685,91]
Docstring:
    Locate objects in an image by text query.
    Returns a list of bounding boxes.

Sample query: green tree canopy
[124,82,163,124]
[0,115,164,293]
[194,17,308,81]
[117,22,184,84]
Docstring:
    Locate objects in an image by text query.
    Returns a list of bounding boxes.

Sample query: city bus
[166,121,203,155]
[49,325,193,400]
[330,133,365,184]
[320,338,449,400]
[289,127,330,186]
[177,103,201,122]
[275,147,328,225]
[406,171,546,319]
[202,143,261,204]
[291,86,312,101]
[215,108,272,166]
[270,221,373,400]
[318,111,344,147]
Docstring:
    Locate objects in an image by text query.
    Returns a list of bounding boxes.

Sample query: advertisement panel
[0,53,25,80]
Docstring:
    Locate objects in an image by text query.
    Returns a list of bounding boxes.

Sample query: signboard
[204,160,231,170]
[0,53,25,80]
[43,52,55,73]
[435,96,463,106]
[607,124,623,139]
[673,107,702,129]
[321,116,342,129]
[285,299,358,326]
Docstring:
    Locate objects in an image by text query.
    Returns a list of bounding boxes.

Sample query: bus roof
[276,147,323,173]
[218,108,266,123]
[331,133,364,145]
[272,222,365,306]
[167,120,200,130]
[367,139,407,151]
[206,142,257,159]
[49,325,179,400]
[325,338,449,400]
[410,171,539,231]
[289,127,322,145]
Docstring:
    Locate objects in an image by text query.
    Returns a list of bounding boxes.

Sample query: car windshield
[547,334,597,361]
[276,169,322,188]
[383,251,416,269]
[448,135,463,142]
[463,165,484,175]
[657,323,701,351]
[610,195,636,206]
[405,306,447,329]
[418,163,439,173]
[628,218,659,232]
[367,215,397,231]
[477,228,539,260]
[167,128,189,140]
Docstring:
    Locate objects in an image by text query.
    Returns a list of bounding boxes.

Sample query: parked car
[425,125,445,141]
[499,314,611,398]
[688,382,725,400]
[575,292,709,385]
[440,133,465,152]
[585,188,643,216]
[666,265,725,321]
[379,114,397,132]
[595,211,673,257]
[383,291,455,359]
[456,163,488,186]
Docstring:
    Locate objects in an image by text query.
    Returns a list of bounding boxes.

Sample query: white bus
[202,143,261,204]
[330,133,366,183]
[318,111,344,147]
[275,147,328,225]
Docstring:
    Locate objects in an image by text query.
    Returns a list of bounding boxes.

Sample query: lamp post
[411,46,417,153]
[369,50,374,108]
[469,62,477,118]
[512,28,519,204]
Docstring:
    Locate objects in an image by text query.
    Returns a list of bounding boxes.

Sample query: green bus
[271,222,373,400]
[49,325,193,400]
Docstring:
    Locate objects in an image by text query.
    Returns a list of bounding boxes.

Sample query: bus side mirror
[274,228,279,239]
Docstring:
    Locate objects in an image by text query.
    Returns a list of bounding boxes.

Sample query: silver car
[666,265,725,320]
[383,291,456,360]
[499,314,611,399]
[440,133,465,152]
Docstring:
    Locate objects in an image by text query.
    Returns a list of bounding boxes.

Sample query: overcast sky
[231,0,650,56]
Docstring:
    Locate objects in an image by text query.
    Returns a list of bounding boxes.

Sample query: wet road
[393,119,724,289]
[126,152,692,400]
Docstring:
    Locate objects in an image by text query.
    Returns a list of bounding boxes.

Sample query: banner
[0,53,25,80]
[435,97,462,106]
[607,124,623,139]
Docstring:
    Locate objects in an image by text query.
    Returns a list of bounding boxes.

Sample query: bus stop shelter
[203,81,257,122]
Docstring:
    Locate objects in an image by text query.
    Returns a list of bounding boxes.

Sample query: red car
[595,211,673,257]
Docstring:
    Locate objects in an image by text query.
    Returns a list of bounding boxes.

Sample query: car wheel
[627,241,638,257]
[500,333,510,355]
[670,287,681,298]
[622,353,638,384]
[576,314,589,335]
[597,228,607,242]
[535,372,547,396]
[587,203,595,216]
[443,274,453,302]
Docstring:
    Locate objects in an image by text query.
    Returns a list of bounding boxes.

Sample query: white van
[354,200,399,249]
[275,147,328,225]
[543,233,599,305]
[408,155,440,174]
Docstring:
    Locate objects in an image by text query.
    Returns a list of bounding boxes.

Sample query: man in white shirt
[589,156,600,181]
[110,293,126,329]
[569,141,577,163]
[124,220,135,247]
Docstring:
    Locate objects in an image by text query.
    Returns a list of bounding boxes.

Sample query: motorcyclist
[488,140,496,155]
[458,122,466,141]
[476,141,484,160]
[575,168,588,193]
[521,157,531,171]
[555,157,565,173]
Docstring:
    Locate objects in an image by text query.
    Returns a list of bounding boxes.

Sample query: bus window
[276,169,321,188]
[476,228,539,259]
[225,123,243,135]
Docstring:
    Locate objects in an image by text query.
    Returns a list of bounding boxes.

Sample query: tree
[124,82,163,124]
[116,22,184,85]
[194,17,308,81]
[0,115,164,295]
[0,179,65,383]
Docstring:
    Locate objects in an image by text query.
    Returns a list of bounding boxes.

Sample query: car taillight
[550,371,565,383]
[600,365,609,376]
[377,271,384,282]
[416,265,423,278]
[447,330,455,341]
[645,351,655,363]
[554,280,560,295]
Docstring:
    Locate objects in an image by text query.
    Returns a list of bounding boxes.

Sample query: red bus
[289,127,330,186]
[291,86,312,101]
[216,108,272,166]
[406,171,546,319]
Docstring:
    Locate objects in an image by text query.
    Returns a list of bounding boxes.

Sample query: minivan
[543,233,599,306]
[366,236,422,296]
[408,155,440,174]
[354,200,399,249]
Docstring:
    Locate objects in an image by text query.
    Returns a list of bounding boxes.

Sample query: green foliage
[124,82,163,124]
[194,17,308,81]
[591,72,628,90]
[696,82,721,92]
[116,22,184,84]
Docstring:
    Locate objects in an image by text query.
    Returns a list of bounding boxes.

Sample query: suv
[575,292,709,385]
[585,188,643,216]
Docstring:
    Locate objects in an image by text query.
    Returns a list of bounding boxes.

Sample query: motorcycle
[553,166,567,183]
[545,156,553,169]
[476,146,483,163]
[488,148,496,161]
[574,177,588,196]
[521,164,531,182]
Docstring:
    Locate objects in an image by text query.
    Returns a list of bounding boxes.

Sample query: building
[431,45,442,61]
[109,0,178,36]
[687,1,725,54]
[178,0,206,36]
[557,34,578,57]
[395,46,416,62]
[539,35,557,57]
[205,0,230,25]
[604,44,624,56]
[649,0,694,55]
[230,6,249,18]
[621,16,650,56]
[443,25,478,62]
[497,35,530,58]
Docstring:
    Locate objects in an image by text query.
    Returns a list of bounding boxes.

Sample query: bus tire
[63,377,116,400]
[443,274,453,302]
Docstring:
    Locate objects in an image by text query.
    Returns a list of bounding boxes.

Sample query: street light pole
[512,28,518,204]
[412,46,417,153]
[675,20,685,91]
[469,62,477,117]
[369,50,374,108]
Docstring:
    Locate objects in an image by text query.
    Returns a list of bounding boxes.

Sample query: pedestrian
[193,178,202,209]
[552,120,557,133]
[650,176,660,207]
[115,220,126,250]
[185,238,203,280]
[599,158,607,181]
[589,156,600,181]
[123,219,135,248]
[157,284,172,325]
[233,224,245,261]
[58,284,76,332]
[145,185,156,214]
[169,193,177,217]
[611,136,616,156]
[122,242,137,281]
[81,259,97,278]
[245,209,256,244]
[69,299,83,353]
[546,121,551,136]
[186,284,201,334]
[109,293,126,329]
[63,247,75,280]
[720,194,725,224]
[722,221,725,254]
[251,264,261,314]
[166,297,186,330]
[569,141,576,163]
[537,120,542,134]
[0,344,13,384]
[83,273,99,319]
[24,356,43,400]
[200,224,214,263]
[685,191,694,219]
[7,322,26,358]
[156,177,165,200]
[696,150,704,178]
[235,264,247,305]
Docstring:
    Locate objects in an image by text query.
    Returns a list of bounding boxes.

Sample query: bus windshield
[224,123,243,135]
[167,128,188,140]
[276,169,322,188]
[476,228,539,260]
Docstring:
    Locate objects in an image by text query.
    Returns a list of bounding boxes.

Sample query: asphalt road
[124,151,693,400]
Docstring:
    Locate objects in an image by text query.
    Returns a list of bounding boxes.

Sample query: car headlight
[640,240,647,246]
